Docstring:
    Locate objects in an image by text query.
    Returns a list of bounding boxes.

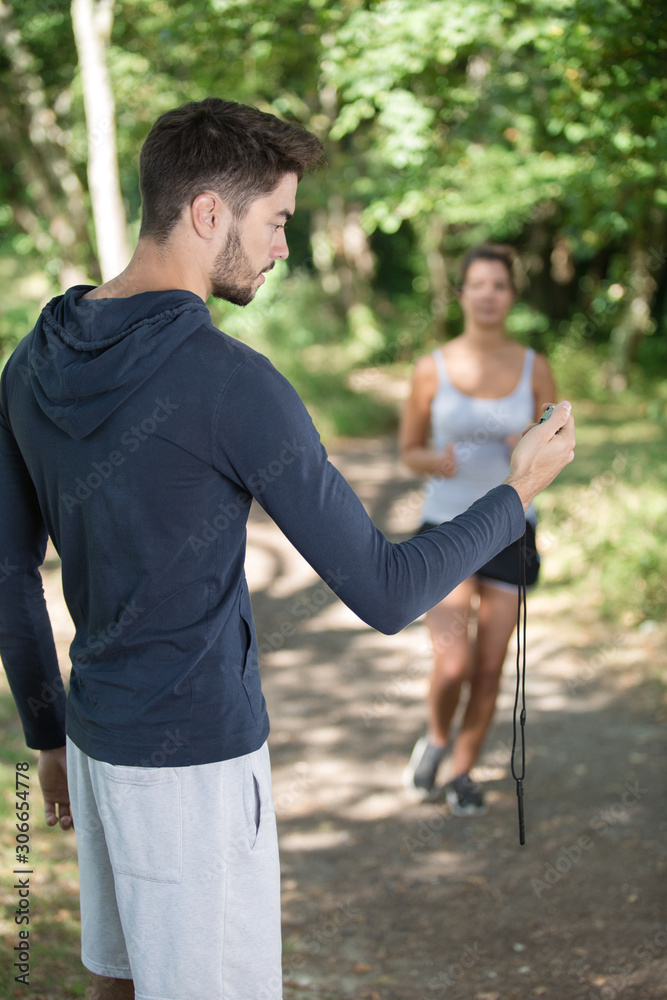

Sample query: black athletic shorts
[417,518,540,588]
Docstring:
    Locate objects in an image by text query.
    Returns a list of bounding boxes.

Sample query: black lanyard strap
[511,526,528,846]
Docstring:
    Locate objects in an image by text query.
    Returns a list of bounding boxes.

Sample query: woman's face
[459,259,515,328]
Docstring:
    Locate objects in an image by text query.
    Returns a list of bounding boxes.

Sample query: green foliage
[537,388,667,625]
[323,0,667,240]
[0,253,55,363]
[1,0,666,371]
[321,0,667,365]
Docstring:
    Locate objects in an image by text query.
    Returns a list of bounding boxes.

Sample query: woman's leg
[450,581,518,778]
[425,577,478,747]
[405,578,477,793]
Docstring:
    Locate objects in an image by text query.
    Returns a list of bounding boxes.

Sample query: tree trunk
[609,244,659,383]
[71,0,130,281]
[0,0,93,285]
[309,81,375,334]
[310,194,380,355]
[423,214,449,342]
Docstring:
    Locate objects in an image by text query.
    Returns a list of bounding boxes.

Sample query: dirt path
[39,436,666,1000]
[249,437,667,1000]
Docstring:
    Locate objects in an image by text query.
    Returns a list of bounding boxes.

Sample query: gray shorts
[66,738,282,1000]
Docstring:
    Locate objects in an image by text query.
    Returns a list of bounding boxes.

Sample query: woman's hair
[458,243,518,292]
[139,98,325,244]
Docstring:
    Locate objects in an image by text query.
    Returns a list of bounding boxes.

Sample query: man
[0,98,575,1000]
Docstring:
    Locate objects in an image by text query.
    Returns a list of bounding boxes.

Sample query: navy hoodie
[0,286,525,766]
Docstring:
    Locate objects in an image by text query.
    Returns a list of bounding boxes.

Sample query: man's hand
[504,400,575,510]
[37,746,73,830]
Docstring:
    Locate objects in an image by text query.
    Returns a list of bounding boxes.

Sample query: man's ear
[190,191,232,241]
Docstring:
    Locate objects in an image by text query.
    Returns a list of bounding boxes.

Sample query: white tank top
[421,347,537,525]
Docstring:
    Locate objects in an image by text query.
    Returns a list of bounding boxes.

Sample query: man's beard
[210,226,271,306]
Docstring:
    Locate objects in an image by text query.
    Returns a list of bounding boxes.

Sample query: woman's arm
[532,351,558,421]
[399,354,457,478]
[506,351,559,450]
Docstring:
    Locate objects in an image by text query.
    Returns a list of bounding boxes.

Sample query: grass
[0,699,86,998]
[532,379,667,627]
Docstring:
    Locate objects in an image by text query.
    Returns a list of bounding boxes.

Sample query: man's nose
[270,230,289,261]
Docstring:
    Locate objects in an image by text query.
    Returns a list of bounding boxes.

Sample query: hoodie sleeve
[0,381,67,750]
[212,354,525,634]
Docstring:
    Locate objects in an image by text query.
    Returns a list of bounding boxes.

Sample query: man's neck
[84,239,208,301]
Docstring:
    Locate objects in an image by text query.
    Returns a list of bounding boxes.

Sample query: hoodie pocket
[239,587,262,722]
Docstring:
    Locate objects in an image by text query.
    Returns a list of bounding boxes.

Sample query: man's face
[210,172,297,306]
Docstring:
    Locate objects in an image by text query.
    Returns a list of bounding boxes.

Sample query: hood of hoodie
[29,285,212,439]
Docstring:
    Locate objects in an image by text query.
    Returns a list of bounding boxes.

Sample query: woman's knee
[469,665,503,699]
[431,651,468,685]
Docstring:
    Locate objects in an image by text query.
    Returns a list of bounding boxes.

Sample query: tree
[321,0,667,367]
[71,0,130,280]
[0,0,93,285]
[1,0,665,379]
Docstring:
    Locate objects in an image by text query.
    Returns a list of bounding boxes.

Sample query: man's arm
[0,391,68,829]
[214,357,575,633]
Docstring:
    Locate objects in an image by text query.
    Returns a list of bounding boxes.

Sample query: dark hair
[138,98,325,244]
[458,243,518,292]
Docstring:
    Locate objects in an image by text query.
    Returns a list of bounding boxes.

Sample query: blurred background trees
[0,0,666,622]
[1,0,665,375]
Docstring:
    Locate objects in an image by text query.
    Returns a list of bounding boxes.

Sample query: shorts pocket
[235,746,276,857]
[94,763,182,883]
[242,762,261,852]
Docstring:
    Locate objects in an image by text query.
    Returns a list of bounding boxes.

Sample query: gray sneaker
[403,736,448,795]
[446,772,486,816]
